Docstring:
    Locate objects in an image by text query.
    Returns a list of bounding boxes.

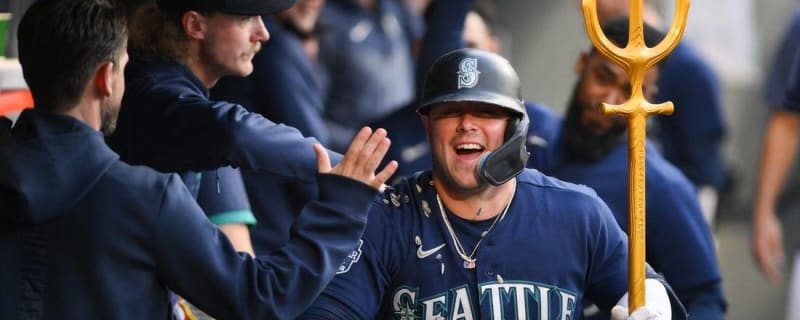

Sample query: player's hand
[752,208,785,285]
[314,127,398,190]
[610,279,671,320]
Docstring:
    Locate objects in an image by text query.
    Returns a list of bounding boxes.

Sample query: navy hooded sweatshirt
[0,109,377,319]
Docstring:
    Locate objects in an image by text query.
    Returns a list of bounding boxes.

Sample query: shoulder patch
[337,239,364,274]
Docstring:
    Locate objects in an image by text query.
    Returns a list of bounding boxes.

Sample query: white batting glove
[610,278,671,320]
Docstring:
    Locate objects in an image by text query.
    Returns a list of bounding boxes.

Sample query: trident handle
[580,0,689,313]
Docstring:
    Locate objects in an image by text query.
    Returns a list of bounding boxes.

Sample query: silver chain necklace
[436,187,516,269]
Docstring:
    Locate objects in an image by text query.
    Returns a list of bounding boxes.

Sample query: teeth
[456,143,483,150]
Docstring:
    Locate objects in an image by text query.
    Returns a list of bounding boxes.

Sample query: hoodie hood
[0,109,118,225]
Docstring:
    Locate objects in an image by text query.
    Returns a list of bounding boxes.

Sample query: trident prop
[581,0,689,313]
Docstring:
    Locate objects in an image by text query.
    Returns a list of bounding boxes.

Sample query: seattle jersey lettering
[391,281,577,320]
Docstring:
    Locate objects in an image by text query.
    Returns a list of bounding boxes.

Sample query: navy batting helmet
[418,48,529,186]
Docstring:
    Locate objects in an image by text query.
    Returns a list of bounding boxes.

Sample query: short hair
[596,16,664,51]
[17,0,127,111]
[128,1,191,63]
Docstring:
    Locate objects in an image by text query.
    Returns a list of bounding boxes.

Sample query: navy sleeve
[196,167,256,226]
[766,11,800,108]
[582,194,629,312]
[784,49,800,112]
[646,180,725,319]
[153,173,377,320]
[115,68,342,183]
[299,204,401,319]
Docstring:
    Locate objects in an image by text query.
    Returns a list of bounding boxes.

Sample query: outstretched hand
[314,127,398,190]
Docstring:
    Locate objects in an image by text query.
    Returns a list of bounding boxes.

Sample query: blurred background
[1,0,799,318]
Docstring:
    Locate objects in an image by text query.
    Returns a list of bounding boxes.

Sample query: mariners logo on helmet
[457,58,480,89]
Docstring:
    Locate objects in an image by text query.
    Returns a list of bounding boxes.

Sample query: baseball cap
[157,0,297,16]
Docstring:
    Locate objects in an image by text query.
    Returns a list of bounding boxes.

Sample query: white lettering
[536,286,552,320]
[481,284,505,319]
[451,287,475,320]
[423,295,446,320]
[559,291,576,320]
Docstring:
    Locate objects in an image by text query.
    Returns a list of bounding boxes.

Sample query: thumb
[314,143,331,173]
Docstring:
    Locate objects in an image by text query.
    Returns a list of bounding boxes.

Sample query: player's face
[101,48,129,136]
[427,101,510,194]
[278,0,324,35]
[574,51,659,136]
[199,13,269,80]
[561,51,658,161]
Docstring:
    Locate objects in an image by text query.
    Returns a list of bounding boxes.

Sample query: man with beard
[548,17,726,320]
[0,0,395,318]
[299,48,683,320]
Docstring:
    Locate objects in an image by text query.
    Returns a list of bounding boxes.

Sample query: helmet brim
[417,90,525,116]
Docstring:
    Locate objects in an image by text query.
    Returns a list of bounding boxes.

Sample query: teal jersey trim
[209,210,258,226]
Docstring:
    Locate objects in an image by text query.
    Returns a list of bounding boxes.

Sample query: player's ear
[182,10,208,40]
[93,61,114,98]
[575,51,590,75]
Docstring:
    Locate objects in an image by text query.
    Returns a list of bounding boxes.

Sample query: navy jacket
[108,57,341,182]
[0,109,377,319]
[211,17,329,253]
[551,142,726,320]
[653,43,727,190]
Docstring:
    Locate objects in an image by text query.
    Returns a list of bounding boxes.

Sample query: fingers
[756,239,784,285]
[329,127,397,190]
[338,127,373,175]
[314,143,332,173]
[752,215,786,285]
[373,160,399,188]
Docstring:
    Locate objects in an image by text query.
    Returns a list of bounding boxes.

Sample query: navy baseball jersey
[550,142,725,319]
[300,170,631,319]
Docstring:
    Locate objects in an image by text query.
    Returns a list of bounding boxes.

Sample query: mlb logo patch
[337,240,364,274]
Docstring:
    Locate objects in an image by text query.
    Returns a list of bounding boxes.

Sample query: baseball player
[108,0,379,191]
[299,49,685,320]
[209,0,330,255]
[371,0,562,181]
[0,0,394,319]
[594,0,728,226]
[753,8,800,319]
[549,17,726,320]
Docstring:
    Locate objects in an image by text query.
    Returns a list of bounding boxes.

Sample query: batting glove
[610,278,671,320]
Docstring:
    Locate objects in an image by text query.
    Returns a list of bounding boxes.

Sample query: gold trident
[581,0,689,313]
